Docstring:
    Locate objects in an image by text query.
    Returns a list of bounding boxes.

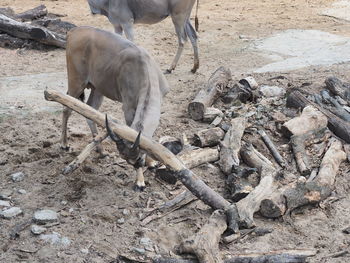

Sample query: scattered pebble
[122,209,130,216]
[0,200,11,207]
[80,248,89,254]
[11,172,25,182]
[31,224,47,235]
[18,189,27,195]
[0,207,22,219]
[40,232,71,247]
[34,210,59,224]
[61,200,68,206]
[0,190,13,200]
[132,247,146,255]
[140,237,154,251]
[117,218,125,224]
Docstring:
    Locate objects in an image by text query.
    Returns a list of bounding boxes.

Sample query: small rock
[68,208,74,213]
[61,200,68,206]
[0,189,13,200]
[259,85,286,98]
[40,232,71,247]
[140,237,154,251]
[343,226,350,234]
[81,248,89,254]
[0,200,11,207]
[31,224,47,235]
[18,189,27,195]
[0,207,22,219]
[132,247,146,255]
[34,210,59,224]
[42,141,53,148]
[11,172,25,182]
[117,218,125,224]
[122,209,130,216]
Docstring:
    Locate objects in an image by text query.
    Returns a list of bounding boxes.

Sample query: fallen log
[0,13,66,48]
[44,90,231,211]
[155,147,219,184]
[188,67,231,120]
[260,138,346,218]
[202,107,224,123]
[281,105,328,138]
[179,210,227,263]
[194,127,225,147]
[15,5,47,22]
[286,90,350,143]
[218,117,246,175]
[238,143,277,228]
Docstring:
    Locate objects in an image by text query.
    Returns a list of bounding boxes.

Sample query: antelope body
[87,0,199,73]
[62,26,169,190]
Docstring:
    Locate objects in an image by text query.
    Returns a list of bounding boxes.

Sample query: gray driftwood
[194,127,225,147]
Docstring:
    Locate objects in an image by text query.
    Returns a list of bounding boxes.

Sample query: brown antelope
[62,26,169,190]
[87,0,200,73]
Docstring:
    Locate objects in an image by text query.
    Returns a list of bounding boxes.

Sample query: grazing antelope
[87,0,200,73]
[62,26,169,190]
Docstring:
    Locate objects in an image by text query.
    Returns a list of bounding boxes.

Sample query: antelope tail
[195,0,199,32]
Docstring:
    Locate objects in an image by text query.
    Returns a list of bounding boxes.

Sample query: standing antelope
[62,26,169,190]
[87,0,200,73]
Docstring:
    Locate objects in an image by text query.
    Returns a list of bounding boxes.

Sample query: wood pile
[45,64,349,262]
[0,5,75,49]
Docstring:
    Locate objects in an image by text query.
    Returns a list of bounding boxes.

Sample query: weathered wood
[179,210,227,263]
[194,127,225,147]
[154,249,316,263]
[202,107,224,123]
[155,147,219,183]
[290,128,329,176]
[0,13,66,48]
[258,129,286,168]
[44,90,231,211]
[315,139,346,186]
[286,90,350,143]
[141,190,197,226]
[62,131,108,174]
[15,5,47,21]
[188,67,231,120]
[238,144,277,228]
[219,117,246,175]
[281,105,328,138]
[263,139,346,217]
[325,77,350,103]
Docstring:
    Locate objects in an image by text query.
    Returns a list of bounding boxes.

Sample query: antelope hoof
[133,184,146,192]
[191,66,198,74]
[164,69,173,74]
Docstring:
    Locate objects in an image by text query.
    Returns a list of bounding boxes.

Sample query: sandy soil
[0,0,349,262]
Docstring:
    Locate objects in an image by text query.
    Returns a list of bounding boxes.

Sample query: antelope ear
[105,115,121,143]
[131,131,142,152]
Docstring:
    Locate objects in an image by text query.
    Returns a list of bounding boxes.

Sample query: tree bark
[188,67,231,120]
[0,13,66,48]
[15,5,47,21]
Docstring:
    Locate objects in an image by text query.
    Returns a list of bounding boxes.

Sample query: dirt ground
[0,0,350,262]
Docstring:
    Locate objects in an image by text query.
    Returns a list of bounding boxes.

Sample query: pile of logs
[0,5,75,49]
[44,68,349,263]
